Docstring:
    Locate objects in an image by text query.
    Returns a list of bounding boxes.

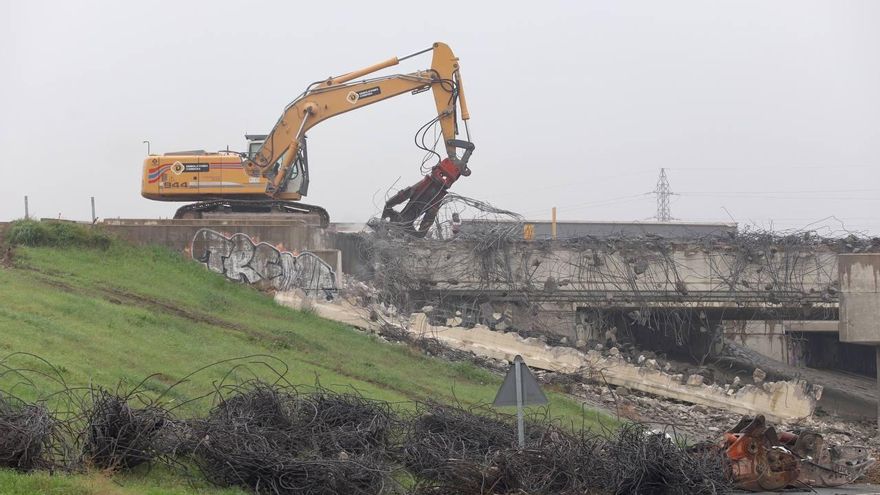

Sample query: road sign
[493,355,547,447]
[493,356,548,406]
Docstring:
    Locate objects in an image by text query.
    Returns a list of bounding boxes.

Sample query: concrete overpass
[345,232,858,365]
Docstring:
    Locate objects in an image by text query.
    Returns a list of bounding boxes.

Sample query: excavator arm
[246,42,474,236]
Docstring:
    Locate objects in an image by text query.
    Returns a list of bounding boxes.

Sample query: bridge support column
[839,254,880,432]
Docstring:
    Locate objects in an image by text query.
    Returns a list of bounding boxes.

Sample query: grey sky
[2,1,878,234]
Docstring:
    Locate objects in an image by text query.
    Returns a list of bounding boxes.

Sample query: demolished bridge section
[349,232,842,316]
[276,292,822,423]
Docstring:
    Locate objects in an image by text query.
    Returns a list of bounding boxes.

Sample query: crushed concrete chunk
[753,368,767,384]
[686,374,706,386]
[605,327,618,344]
[446,316,463,327]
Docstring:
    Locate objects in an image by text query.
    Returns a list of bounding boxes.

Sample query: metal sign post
[493,355,548,448]
[514,358,525,447]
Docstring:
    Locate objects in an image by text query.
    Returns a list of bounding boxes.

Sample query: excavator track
[173,200,330,228]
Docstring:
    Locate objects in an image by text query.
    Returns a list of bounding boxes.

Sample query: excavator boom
[249,42,471,194]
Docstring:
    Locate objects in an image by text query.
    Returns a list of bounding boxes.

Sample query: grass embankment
[0,220,613,494]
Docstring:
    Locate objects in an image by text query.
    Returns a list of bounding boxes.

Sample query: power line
[678,188,880,194]
[519,193,650,216]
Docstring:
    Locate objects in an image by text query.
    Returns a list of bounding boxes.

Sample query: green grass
[0,466,246,495]
[0,236,614,493]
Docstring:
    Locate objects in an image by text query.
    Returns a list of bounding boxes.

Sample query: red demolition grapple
[382,139,474,237]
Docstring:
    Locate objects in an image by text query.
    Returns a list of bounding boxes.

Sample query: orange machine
[141,42,474,235]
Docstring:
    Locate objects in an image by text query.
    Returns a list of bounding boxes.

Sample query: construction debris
[716,415,874,491]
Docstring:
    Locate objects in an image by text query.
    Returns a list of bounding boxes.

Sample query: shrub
[5,219,112,249]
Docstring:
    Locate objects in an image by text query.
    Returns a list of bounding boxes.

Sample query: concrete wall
[100,219,342,276]
[191,228,337,298]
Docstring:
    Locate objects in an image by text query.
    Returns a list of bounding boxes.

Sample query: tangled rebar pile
[0,394,54,471]
[0,355,736,494]
[401,402,518,489]
[81,389,169,470]
[296,388,397,457]
[401,402,730,495]
[191,382,395,494]
[601,423,731,495]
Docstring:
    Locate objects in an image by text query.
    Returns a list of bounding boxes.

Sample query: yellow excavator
[141,42,474,236]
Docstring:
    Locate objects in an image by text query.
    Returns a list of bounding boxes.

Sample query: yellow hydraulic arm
[246,42,473,196]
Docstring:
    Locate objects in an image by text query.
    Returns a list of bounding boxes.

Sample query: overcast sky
[2,1,878,234]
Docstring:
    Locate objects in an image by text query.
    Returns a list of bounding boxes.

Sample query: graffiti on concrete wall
[191,228,337,299]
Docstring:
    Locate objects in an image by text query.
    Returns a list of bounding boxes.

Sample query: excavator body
[140,135,329,223]
[142,152,294,202]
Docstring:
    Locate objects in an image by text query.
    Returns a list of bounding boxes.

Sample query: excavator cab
[245,134,307,195]
[245,134,267,160]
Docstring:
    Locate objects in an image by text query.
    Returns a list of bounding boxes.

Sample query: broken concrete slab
[275,292,821,423]
[405,312,820,422]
